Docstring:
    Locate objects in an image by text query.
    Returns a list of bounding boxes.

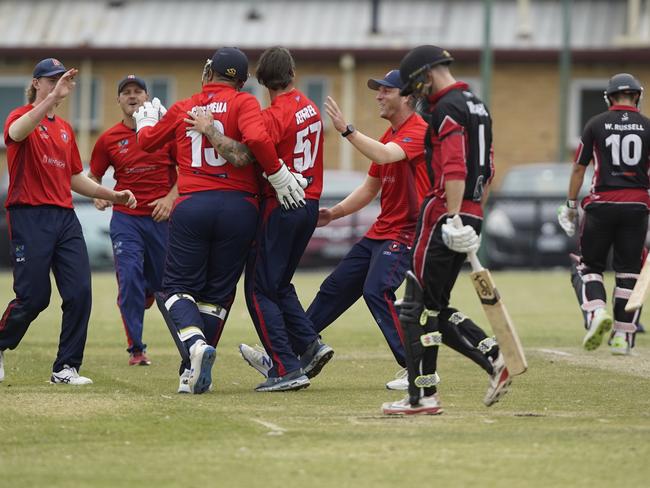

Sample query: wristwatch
[341,124,355,138]
[566,199,577,209]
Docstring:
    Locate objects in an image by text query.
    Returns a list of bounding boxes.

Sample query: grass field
[1,269,649,488]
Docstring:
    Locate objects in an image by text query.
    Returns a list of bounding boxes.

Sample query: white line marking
[251,418,286,435]
[537,348,573,357]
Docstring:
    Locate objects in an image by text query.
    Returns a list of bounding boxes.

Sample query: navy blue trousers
[307,237,409,367]
[0,205,91,372]
[245,199,319,377]
[162,190,258,349]
[110,211,168,353]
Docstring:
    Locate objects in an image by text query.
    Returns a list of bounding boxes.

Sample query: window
[0,77,29,148]
[144,76,173,108]
[300,77,329,116]
[71,76,102,131]
[570,79,609,146]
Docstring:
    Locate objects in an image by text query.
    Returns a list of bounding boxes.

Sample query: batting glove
[441,214,480,254]
[133,97,167,132]
[292,172,309,190]
[557,200,578,237]
[267,162,306,210]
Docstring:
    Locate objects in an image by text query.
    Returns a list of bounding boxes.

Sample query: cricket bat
[466,251,528,376]
[625,256,650,312]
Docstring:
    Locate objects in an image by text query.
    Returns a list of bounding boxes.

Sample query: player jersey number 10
[293,121,322,172]
[605,133,643,166]
[188,120,227,167]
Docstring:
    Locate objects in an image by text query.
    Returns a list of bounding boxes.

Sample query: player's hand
[148,194,176,222]
[557,201,578,237]
[50,68,79,102]
[184,107,214,134]
[93,198,112,211]
[324,96,348,133]
[133,97,166,132]
[267,161,306,210]
[292,172,309,190]
[317,208,334,227]
[441,214,480,254]
[114,189,137,209]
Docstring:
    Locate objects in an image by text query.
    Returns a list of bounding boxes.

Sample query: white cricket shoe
[239,344,272,378]
[188,340,216,394]
[50,365,93,385]
[583,308,613,351]
[483,353,511,407]
[382,394,443,415]
[609,333,631,356]
[178,368,191,394]
[0,350,5,382]
[385,368,408,390]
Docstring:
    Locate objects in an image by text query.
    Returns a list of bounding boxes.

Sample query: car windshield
[498,163,593,197]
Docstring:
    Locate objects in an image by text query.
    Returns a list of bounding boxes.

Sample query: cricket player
[0,58,136,385]
[89,75,178,366]
[189,47,332,392]
[240,69,427,391]
[136,47,305,394]
[382,45,511,415]
[559,73,650,356]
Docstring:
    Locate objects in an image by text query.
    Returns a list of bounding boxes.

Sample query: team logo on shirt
[622,112,629,122]
[60,130,69,143]
[118,138,129,154]
[402,137,412,142]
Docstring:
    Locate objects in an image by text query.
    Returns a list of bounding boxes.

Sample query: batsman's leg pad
[164,293,205,349]
[570,254,590,328]
[198,302,227,347]
[438,308,494,374]
[398,271,441,405]
[612,274,640,347]
[578,269,607,313]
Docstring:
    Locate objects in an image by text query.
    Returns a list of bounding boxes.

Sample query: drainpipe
[339,53,355,171]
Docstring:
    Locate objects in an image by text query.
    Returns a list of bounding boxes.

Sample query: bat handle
[466,250,484,273]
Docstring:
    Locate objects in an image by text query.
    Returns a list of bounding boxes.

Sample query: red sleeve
[237,95,281,174]
[69,131,83,175]
[4,106,28,145]
[437,115,466,181]
[393,124,425,161]
[137,103,182,152]
[261,107,283,146]
[90,133,110,178]
[368,162,380,177]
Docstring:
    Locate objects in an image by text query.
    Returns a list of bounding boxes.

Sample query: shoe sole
[255,378,311,392]
[382,405,443,415]
[304,348,334,379]
[238,345,270,378]
[190,346,216,394]
[483,376,512,407]
[583,316,613,351]
[386,380,409,391]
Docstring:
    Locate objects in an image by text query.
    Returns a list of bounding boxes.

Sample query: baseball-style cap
[33,58,67,78]
[367,69,403,90]
[117,74,148,94]
[210,47,249,82]
[399,45,454,96]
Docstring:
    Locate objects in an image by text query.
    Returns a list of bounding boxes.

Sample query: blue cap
[211,47,249,82]
[367,69,403,90]
[117,74,147,94]
[33,58,67,78]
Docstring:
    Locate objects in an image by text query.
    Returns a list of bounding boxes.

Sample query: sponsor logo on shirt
[41,154,66,169]
[124,165,157,174]
[382,175,396,184]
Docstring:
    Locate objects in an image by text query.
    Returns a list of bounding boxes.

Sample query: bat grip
[466,251,484,272]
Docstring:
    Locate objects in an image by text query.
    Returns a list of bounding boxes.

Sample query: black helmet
[209,47,249,83]
[399,45,454,96]
[604,73,643,107]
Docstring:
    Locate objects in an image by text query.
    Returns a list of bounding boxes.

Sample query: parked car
[0,167,115,270]
[300,170,380,267]
[482,162,593,269]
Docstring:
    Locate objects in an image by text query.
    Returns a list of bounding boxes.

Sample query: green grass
[1,270,649,488]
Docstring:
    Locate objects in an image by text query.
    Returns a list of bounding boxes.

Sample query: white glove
[133,97,167,132]
[292,172,309,190]
[557,201,578,237]
[441,214,480,254]
[267,162,306,210]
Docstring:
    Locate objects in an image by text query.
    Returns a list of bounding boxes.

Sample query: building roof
[0,0,646,60]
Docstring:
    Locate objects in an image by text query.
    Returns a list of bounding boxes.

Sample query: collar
[608,104,639,112]
[428,81,469,105]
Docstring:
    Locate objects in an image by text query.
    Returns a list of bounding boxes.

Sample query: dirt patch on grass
[532,347,650,379]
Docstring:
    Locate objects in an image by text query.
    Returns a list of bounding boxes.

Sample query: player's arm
[88,135,113,211]
[137,101,176,152]
[184,108,254,168]
[8,69,78,142]
[318,175,381,227]
[325,96,405,164]
[71,172,137,209]
[436,109,467,215]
